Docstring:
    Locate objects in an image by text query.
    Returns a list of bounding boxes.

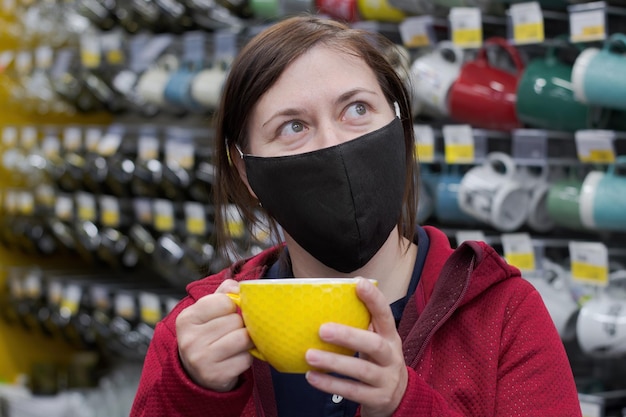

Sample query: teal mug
[572,33,626,112]
[517,40,599,132]
[580,157,626,231]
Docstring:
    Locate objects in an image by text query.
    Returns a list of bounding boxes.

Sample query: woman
[130,15,581,417]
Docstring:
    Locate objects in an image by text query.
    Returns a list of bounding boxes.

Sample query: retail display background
[1,0,626,416]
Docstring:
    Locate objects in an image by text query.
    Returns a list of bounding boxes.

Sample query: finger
[215,279,240,294]
[305,368,374,405]
[305,347,381,387]
[317,322,390,364]
[178,293,238,325]
[208,327,256,362]
[356,278,398,339]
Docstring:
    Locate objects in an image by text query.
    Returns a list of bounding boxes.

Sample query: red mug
[316,0,360,22]
[448,37,525,131]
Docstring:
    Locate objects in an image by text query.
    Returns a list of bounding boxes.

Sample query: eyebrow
[261,88,379,128]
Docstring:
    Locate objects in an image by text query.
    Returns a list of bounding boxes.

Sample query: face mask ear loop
[394,101,401,118]
[226,139,245,166]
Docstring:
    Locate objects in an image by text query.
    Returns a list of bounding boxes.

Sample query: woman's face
[246,44,395,158]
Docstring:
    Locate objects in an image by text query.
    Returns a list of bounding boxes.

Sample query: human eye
[278,120,307,138]
[343,102,369,121]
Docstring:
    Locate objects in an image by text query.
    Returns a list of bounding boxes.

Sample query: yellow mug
[227,278,374,374]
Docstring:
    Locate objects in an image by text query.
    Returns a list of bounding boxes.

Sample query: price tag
[100,195,120,227]
[399,16,434,48]
[18,191,34,216]
[85,128,102,153]
[61,284,82,317]
[575,130,615,164]
[138,133,160,161]
[502,233,535,272]
[414,124,435,163]
[97,129,123,157]
[24,271,42,299]
[164,297,179,315]
[114,292,136,320]
[250,211,272,245]
[224,204,245,239]
[35,184,55,209]
[165,137,195,170]
[570,7,606,43]
[185,201,206,235]
[76,192,97,222]
[140,292,162,326]
[455,230,486,246]
[509,2,544,45]
[80,32,102,69]
[42,134,60,159]
[579,398,602,417]
[569,241,608,286]
[55,194,74,221]
[449,7,483,49]
[2,126,17,147]
[20,126,37,150]
[48,281,63,305]
[154,199,175,232]
[4,190,16,215]
[443,124,475,164]
[101,30,125,65]
[63,127,82,152]
[90,286,111,311]
[134,198,153,225]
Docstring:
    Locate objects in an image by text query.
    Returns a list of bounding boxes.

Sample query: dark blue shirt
[263,226,430,417]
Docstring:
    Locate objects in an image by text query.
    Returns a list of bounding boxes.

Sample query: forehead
[252,44,383,112]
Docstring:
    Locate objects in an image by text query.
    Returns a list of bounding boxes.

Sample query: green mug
[516,39,598,132]
[546,172,586,231]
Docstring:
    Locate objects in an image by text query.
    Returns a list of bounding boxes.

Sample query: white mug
[577,292,626,358]
[518,165,563,233]
[409,41,464,119]
[136,55,179,107]
[190,66,228,111]
[458,152,530,231]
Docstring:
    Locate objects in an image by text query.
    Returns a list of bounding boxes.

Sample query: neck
[286,227,418,304]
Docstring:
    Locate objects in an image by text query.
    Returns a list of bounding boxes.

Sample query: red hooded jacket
[130,226,582,416]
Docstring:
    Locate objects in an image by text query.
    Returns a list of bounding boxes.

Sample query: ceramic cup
[356,0,405,22]
[136,55,179,107]
[409,41,464,119]
[458,152,530,231]
[580,157,626,232]
[190,65,228,111]
[577,293,626,358]
[545,170,586,231]
[227,278,374,373]
[572,33,626,112]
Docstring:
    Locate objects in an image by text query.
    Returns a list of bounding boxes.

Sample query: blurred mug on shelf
[409,41,465,119]
[457,152,529,231]
[315,0,361,21]
[448,37,525,131]
[545,167,586,231]
[356,0,406,22]
[577,290,626,358]
[190,65,228,112]
[572,33,626,112]
[516,39,604,132]
[579,157,626,232]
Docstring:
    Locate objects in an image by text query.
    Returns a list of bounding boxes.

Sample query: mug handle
[486,151,517,178]
[545,34,585,65]
[437,40,465,67]
[604,33,626,54]
[606,155,626,177]
[226,293,267,362]
[477,37,525,75]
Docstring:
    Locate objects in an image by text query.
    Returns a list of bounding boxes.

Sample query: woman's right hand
[176,279,254,392]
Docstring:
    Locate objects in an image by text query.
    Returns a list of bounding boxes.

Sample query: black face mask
[241,117,406,273]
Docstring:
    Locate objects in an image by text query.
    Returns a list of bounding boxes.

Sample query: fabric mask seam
[338,147,363,264]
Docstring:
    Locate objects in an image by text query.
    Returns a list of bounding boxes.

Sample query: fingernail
[306,349,321,365]
[319,323,335,340]
[305,371,319,383]
[357,277,372,292]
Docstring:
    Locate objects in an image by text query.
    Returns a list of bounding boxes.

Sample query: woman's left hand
[305,277,408,417]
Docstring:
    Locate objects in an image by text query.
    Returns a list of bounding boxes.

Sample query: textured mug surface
[228,278,373,373]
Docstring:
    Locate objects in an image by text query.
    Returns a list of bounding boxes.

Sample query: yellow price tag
[228,220,245,239]
[415,143,434,162]
[81,51,100,69]
[78,206,96,222]
[445,144,474,164]
[586,149,616,164]
[155,214,174,232]
[106,49,124,65]
[102,210,120,227]
[571,261,608,286]
[60,299,79,315]
[505,252,535,272]
[141,307,161,326]
[407,34,430,48]
[452,28,482,48]
[514,22,544,44]
[582,25,604,38]
[187,217,206,235]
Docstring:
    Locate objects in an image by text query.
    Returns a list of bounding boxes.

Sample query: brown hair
[213,15,418,257]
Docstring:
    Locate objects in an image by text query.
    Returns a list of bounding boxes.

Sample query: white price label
[20,126,37,150]
[85,128,102,152]
[18,191,34,216]
[510,2,544,44]
[61,284,82,316]
[76,192,97,222]
[443,124,475,164]
[115,292,136,320]
[55,195,74,221]
[138,134,160,161]
[399,16,434,48]
[42,134,61,159]
[165,138,195,170]
[98,130,123,157]
[455,230,486,246]
[449,7,483,49]
[140,292,162,325]
[570,8,606,43]
[575,130,615,164]
[63,127,82,152]
[502,233,535,272]
[414,124,435,163]
[569,241,608,286]
[35,45,54,70]
[154,199,175,232]
[185,201,206,235]
[134,198,153,225]
[2,126,17,147]
[579,397,602,417]
[225,204,245,239]
[100,195,120,227]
